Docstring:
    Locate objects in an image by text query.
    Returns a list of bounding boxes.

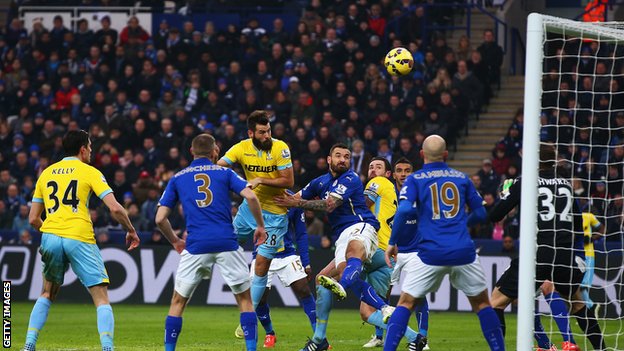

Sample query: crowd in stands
[0,0,510,247]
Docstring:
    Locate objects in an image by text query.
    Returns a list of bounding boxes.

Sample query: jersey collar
[422,161,447,169]
[63,157,80,161]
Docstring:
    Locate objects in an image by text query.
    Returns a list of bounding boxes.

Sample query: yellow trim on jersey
[365,176,397,251]
[33,158,113,244]
[582,212,600,258]
[221,138,292,214]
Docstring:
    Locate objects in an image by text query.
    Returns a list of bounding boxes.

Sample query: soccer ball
[384,47,414,76]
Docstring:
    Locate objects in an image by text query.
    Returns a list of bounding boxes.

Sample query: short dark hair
[62,130,90,156]
[370,156,392,173]
[330,143,350,154]
[247,110,271,131]
[393,157,413,170]
[192,133,216,157]
[539,143,557,170]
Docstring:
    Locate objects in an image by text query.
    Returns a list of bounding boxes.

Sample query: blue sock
[414,299,429,337]
[312,285,333,343]
[164,315,182,351]
[255,302,274,335]
[240,311,258,351]
[251,274,268,310]
[367,310,419,343]
[477,307,505,351]
[349,279,386,310]
[383,306,410,351]
[339,257,363,289]
[97,304,114,350]
[581,288,594,309]
[25,297,52,346]
[375,325,384,340]
[300,295,317,332]
[545,292,575,343]
[534,315,552,349]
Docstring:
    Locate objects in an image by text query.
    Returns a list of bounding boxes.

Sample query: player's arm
[249,167,294,189]
[217,144,239,168]
[489,178,521,222]
[28,202,44,231]
[102,193,140,250]
[275,192,343,212]
[240,187,267,245]
[385,199,417,267]
[591,214,606,242]
[466,180,487,227]
[155,205,185,253]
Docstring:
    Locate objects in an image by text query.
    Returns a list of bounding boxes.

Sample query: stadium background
[0,0,622,319]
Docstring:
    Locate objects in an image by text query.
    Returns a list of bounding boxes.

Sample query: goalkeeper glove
[500,179,514,199]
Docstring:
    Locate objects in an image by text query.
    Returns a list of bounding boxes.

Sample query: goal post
[520,13,624,351]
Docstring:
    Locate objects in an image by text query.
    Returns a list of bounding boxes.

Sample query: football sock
[494,308,506,336]
[164,315,182,351]
[581,288,594,309]
[534,315,552,349]
[25,297,52,346]
[375,325,384,340]
[573,306,606,350]
[300,295,317,332]
[545,292,574,343]
[251,274,268,310]
[97,304,114,350]
[477,307,505,351]
[339,257,363,289]
[383,306,410,351]
[312,285,333,344]
[366,310,419,343]
[414,299,429,337]
[240,311,258,351]
[255,302,274,335]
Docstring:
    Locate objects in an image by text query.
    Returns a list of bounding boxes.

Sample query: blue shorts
[39,233,109,288]
[233,201,288,260]
[364,248,394,297]
[581,256,595,288]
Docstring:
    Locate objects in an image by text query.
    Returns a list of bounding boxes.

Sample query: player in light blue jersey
[155,134,267,351]
[384,135,504,351]
[275,143,395,351]
[234,201,317,348]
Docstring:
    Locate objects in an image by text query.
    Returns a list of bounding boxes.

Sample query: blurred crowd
[0,0,509,247]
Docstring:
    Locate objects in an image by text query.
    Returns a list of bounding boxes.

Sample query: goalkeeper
[488,144,606,351]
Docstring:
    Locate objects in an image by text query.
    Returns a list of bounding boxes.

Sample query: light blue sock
[477,307,505,351]
[581,288,594,309]
[251,274,268,310]
[164,315,182,351]
[240,311,258,351]
[25,297,52,346]
[97,304,114,350]
[312,285,333,343]
[367,310,419,342]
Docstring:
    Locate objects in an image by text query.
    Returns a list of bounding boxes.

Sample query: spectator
[120,16,150,46]
[477,158,500,195]
[501,235,516,256]
[149,229,169,245]
[350,139,371,177]
[491,144,511,176]
[477,29,504,90]
[0,201,13,229]
[128,202,149,232]
[15,229,33,245]
[12,204,31,232]
[393,137,419,165]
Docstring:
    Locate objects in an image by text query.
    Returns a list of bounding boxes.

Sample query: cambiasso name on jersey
[412,169,465,179]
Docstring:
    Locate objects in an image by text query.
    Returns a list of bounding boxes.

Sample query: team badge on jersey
[335,184,347,195]
[281,149,291,159]
[369,183,379,192]
[101,176,107,183]
[267,153,272,160]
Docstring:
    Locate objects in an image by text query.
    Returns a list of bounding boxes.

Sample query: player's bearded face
[252,126,273,151]
[329,149,351,175]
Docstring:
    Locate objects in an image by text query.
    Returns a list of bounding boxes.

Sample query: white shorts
[175,247,251,298]
[251,255,308,288]
[392,252,487,298]
[334,222,378,267]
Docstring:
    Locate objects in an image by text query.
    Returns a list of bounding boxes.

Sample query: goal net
[519,14,624,351]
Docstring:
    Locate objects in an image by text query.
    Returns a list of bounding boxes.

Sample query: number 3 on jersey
[47,180,79,213]
[194,173,213,208]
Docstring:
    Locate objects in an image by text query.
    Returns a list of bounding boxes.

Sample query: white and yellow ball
[384,47,414,76]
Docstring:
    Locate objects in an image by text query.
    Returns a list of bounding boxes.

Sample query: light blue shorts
[364,248,394,297]
[233,201,288,260]
[581,256,595,288]
[40,233,109,288]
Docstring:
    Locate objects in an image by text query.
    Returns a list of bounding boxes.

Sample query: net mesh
[537,16,624,350]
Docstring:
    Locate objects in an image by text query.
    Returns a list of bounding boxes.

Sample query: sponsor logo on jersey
[244,164,278,173]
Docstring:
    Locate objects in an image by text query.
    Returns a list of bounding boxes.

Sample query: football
[384,47,414,76]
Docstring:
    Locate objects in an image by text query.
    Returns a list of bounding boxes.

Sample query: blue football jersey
[252,207,311,267]
[159,158,248,254]
[301,170,380,237]
[398,162,483,266]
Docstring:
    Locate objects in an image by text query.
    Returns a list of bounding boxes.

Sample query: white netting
[536,16,624,350]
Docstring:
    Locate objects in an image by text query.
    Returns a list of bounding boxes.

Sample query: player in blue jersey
[275,143,395,351]
[234,201,317,348]
[384,135,504,351]
[155,134,267,351]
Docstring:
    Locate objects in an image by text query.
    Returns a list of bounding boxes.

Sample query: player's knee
[540,280,554,295]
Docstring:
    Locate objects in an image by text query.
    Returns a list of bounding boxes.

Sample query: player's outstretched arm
[240,187,267,245]
[155,205,185,253]
[102,193,140,251]
[274,192,343,212]
[28,202,44,231]
[217,159,231,168]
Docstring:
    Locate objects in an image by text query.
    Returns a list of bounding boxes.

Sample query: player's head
[248,110,272,151]
[539,143,557,171]
[191,133,220,162]
[421,134,448,163]
[62,129,91,161]
[393,157,413,188]
[368,157,392,180]
[328,143,351,176]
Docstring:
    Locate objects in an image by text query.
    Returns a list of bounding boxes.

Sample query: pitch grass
[9,302,623,350]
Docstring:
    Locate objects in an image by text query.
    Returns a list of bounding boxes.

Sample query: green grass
[9,302,623,350]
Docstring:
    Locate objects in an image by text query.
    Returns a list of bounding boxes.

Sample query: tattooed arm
[274,192,343,213]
